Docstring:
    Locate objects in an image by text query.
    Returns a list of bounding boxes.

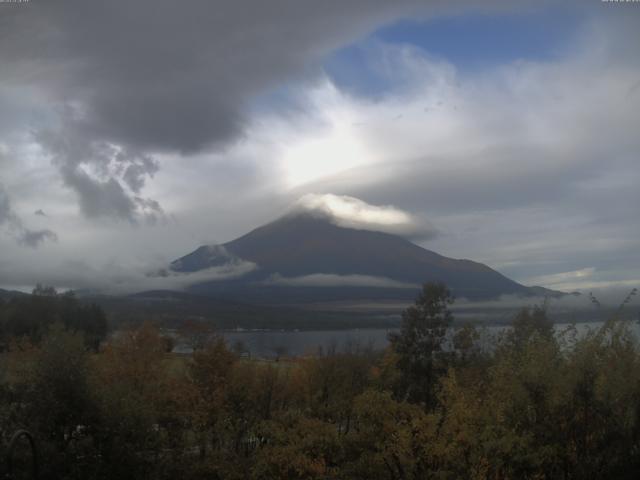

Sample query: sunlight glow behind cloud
[279,84,371,188]
[282,127,369,188]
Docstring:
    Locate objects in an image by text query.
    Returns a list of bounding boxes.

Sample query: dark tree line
[0,285,108,350]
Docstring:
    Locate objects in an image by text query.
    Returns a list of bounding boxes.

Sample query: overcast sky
[0,0,638,294]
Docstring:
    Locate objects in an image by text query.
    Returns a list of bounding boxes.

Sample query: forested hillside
[0,284,639,479]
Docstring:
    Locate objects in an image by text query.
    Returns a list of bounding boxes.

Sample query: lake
[179,320,640,358]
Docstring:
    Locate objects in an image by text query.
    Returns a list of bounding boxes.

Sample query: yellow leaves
[190,336,236,394]
[90,323,176,437]
[253,414,340,480]
[97,322,167,385]
[340,390,437,479]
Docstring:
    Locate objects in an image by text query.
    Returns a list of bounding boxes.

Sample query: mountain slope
[170,213,542,301]
[0,288,29,300]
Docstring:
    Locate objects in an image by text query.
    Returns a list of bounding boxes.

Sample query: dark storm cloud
[0,184,12,225]
[17,228,58,248]
[35,121,162,223]
[1,0,432,152]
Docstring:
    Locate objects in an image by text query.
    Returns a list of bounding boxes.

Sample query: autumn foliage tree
[388,282,454,406]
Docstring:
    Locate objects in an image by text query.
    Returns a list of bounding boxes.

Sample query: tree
[452,323,481,365]
[301,347,374,433]
[253,412,340,480]
[388,282,454,407]
[20,324,97,478]
[179,318,215,352]
[91,322,172,479]
[341,389,433,480]
[508,304,553,350]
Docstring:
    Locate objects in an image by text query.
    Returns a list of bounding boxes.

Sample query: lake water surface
[210,321,640,358]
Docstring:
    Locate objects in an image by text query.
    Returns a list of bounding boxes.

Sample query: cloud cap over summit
[290,194,437,240]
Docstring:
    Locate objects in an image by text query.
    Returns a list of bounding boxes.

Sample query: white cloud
[264,273,418,289]
[455,286,640,311]
[292,193,436,238]
[128,261,257,294]
[0,255,257,295]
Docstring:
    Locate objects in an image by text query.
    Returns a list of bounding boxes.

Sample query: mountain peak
[170,211,541,301]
